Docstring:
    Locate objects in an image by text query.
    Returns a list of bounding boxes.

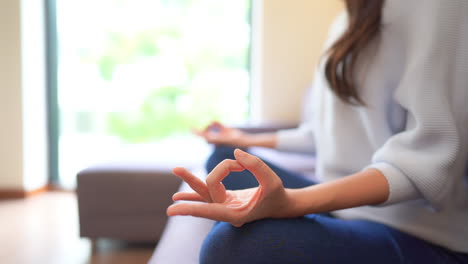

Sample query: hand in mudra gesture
[193,121,248,147]
[167,149,291,227]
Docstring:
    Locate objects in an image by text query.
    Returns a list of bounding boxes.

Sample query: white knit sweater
[276,0,468,253]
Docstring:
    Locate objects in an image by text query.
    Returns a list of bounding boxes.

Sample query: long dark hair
[324,0,385,105]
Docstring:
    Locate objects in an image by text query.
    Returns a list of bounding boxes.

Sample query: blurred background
[0,0,342,263]
[56,0,251,188]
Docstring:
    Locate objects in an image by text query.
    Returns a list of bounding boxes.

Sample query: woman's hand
[167,149,293,227]
[193,121,250,148]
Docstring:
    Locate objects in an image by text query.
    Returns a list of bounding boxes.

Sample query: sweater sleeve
[367,0,468,209]
[275,122,315,154]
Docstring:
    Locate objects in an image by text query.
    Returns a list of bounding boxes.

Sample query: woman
[168,0,468,263]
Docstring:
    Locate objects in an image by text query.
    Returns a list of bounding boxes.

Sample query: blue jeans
[200,146,468,264]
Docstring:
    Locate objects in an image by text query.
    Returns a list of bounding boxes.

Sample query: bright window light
[56,0,251,188]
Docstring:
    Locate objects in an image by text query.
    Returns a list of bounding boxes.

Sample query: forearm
[242,133,278,148]
[284,168,389,217]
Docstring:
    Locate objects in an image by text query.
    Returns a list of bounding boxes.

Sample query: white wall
[251,0,343,124]
[0,0,48,191]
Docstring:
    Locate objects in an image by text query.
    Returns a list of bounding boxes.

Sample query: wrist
[273,188,311,218]
[283,188,302,217]
[243,133,278,149]
[283,186,335,217]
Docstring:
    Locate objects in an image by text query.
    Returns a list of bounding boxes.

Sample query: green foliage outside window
[107,86,191,142]
[79,0,250,143]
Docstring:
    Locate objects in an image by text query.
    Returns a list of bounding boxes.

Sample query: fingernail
[234,148,246,156]
[166,205,175,216]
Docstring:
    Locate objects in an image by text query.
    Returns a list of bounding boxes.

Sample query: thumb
[233,149,277,187]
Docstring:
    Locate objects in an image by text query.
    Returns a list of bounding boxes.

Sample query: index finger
[167,202,232,222]
[173,167,212,202]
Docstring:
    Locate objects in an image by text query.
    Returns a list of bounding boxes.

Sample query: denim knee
[199,222,242,264]
[199,220,309,264]
[199,217,339,264]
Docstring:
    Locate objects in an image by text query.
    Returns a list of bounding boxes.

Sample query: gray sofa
[76,162,182,243]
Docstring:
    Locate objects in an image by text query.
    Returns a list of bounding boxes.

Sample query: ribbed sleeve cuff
[366,162,421,206]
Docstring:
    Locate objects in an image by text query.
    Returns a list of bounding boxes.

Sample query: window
[55,0,251,188]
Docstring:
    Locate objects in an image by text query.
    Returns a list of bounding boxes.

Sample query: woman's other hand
[193,121,250,148]
[167,149,292,227]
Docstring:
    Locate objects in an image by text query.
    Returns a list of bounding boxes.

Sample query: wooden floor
[0,192,155,264]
